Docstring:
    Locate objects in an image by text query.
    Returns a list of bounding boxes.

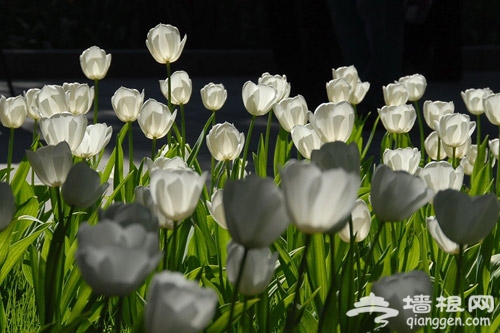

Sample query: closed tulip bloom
[461,87,493,115]
[372,271,432,332]
[111,87,145,123]
[242,81,277,116]
[273,95,309,132]
[26,141,73,187]
[63,82,94,116]
[338,199,371,243]
[206,189,227,229]
[291,124,323,159]
[100,202,159,233]
[206,122,245,161]
[484,92,500,125]
[442,137,471,159]
[24,88,41,120]
[146,156,189,174]
[76,220,161,296]
[332,65,359,88]
[426,216,460,254]
[258,72,291,104]
[349,80,370,105]
[200,82,227,111]
[62,162,109,208]
[74,123,113,158]
[489,139,499,160]
[223,175,289,248]
[37,84,69,118]
[134,186,173,230]
[378,104,417,134]
[145,23,187,64]
[160,70,192,105]
[79,46,112,80]
[310,141,360,175]
[417,161,464,197]
[399,73,427,102]
[383,82,409,106]
[382,147,421,174]
[145,271,218,333]
[434,113,475,148]
[424,131,447,160]
[226,241,278,296]
[0,182,16,231]
[460,144,482,175]
[150,169,207,222]
[423,100,454,130]
[326,78,351,103]
[280,160,360,233]
[370,164,434,222]
[309,101,355,142]
[39,113,87,153]
[138,98,177,139]
[434,189,500,245]
[0,95,27,128]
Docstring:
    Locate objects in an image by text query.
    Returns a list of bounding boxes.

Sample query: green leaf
[206,299,260,333]
[254,134,267,177]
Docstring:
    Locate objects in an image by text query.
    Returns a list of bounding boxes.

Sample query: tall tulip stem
[413,101,426,165]
[318,233,338,331]
[180,103,186,159]
[128,121,134,173]
[362,219,384,278]
[6,127,14,183]
[227,247,249,332]
[240,115,256,178]
[151,137,157,160]
[263,110,274,177]
[496,126,500,196]
[455,245,465,325]
[166,62,173,145]
[93,79,99,124]
[476,114,482,145]
[169,221,179,271]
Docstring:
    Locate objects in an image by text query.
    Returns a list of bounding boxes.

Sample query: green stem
[263,110,274,177]
[437,137,442,161]
[162,229,168,270]
[318,234,338,332]
[362,220,384,279]
[6,127,14,183]
[476,114,482,146]
[227,247,249,332]
[414,101,426,165]
[496,126,500,196]
[361,115,380,160]
[93,79,99,124]
[180,103,186,159]
[128,121,134,173]
[115,296,124,333]
[452,147,457,169]
[166,62,172,146]
[455,245,465,327]
[225,160,232,182]
[240,115,256,178]
[151,137,157,160]
[170,221,179,271]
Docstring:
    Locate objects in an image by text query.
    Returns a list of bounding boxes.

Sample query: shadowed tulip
[62,162,109,208]
[338,199,371,243]
[310,141,360,175]
[461,87,493,116]
[26,141,73,187]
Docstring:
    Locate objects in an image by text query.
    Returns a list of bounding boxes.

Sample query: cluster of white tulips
[1,22,500,333]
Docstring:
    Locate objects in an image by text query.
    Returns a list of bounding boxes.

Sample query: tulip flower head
[442,136,471,159]
[145,271,218,333]
[39,112,88,153]
[378,104,416,134]
[146,156,189,173]
[423,100,454,130]
[370,164,434,222]
[62,82,94,116]
[138,98,177,139]
[73,123,113,158]
[62,162,109,208]
[26,141,73,187]
[489,139,500,161]
[426,216,460,254]
[100,202,160,234]
[242,81,277,116]
[398,73,427,102]
[111,86,145,123]
[134,186,173,230]
[23,88,41,120]
[424,131,447,161]
[417,161,464,197]
[309,101,355,143]
[36,84,69,118]
[200,82,227,111]
[338,199,371,243]
[273,95,309,132]
[145,23,187,64]
[383,82,409,106]
[258,72,291,104]
[206,122,245,161]
[79,46,112,80]
[484,92,500,125]
[460,144,484,175]
[349,80,370,105]
[332,65,359,88]
[0,182,16,231]
[310,141,360,175]
[434,113,475,148]
[326,78,351,104]
[382,147,421,175]
[290,124,323,159]
[206,189,227,229]
[160,70,192,105]
[226,241,278,296]
[461,87,493,116]
[0,95,27,128]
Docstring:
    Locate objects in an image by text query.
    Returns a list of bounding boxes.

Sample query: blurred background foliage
[0,0,498,50]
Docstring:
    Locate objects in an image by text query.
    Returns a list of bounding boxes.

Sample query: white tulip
[39,113,87,153]
[160,70,192,105]
[74,123,113,158]
[111,86,145,123]
[309,101,355,142]
[138,98,177,139]
[145,23,187,64]
[79,46,112,80]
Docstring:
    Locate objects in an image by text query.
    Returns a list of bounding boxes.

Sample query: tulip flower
[273,95,309,132]
[484,92,500,125]
[460,144,483,175]
[79,46,112,80]
[61,162,109,208]
[101,202,159,233]
[149,168,207,223]
[426,216,460,254]
[39,112,87,153]
[0,182,16,231]
[280,159,360,233]
[461,87,493,116]
[383,82,409,106]
[145,271,218,333]
[434,189,500,245]
[372,270,432,332]
[134,186,173,230]
[348,80,370,105]
[326,78,351,103]
[36,84,69,118]
[442,137,471,159]
[424,131,447,160]
[26,141,73,187]
[62,82,94,116]
[290,124,323,159]
[206,122,245,161]
[145,23,187,64]
[423,100,454,130]
[258,72,291,104]
[310,141,360,175]
[417,161,464,199]
[370,164,434,222]
[200,82,227,111]
[338,199,371,243]
[434,113,475,148]
[223,175,289,248]
[399,73,427,102]
[0,95,27,128]
[226,241,278,296]
[111,86,145,123]
[160,70,192,105]
[242,81,277,116]
[378,104,417,134]
[489,139,499,160]
[146,156,189,174]
[24,88,41,120]
[73,123,113,158]
[206,189,227,229]
[332,65,359,88]
[309,101,355,143]
[75,220,161,296]
[382,147,421,174]
[138,98,177,139]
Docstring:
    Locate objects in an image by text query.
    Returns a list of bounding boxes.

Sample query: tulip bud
[242,81,276,116]
[273,95,309,132]
[111,86,145,123]
[290,124,323,159]
[399,74,427,102]
[423,100,454,130]
[417,161,464,198]
[138,98,177,140]
[134,186,173,230]
[434,113,475,148]
[332,65,359,88]
[258,72,291,104]
[383,147,421,174]
[36,84,69,118]
[460,144,483,175]
[484,92,500,125]
[61,162,109,208]
[39,113,88,153]
[461,87,493,116]
[309,101,355,143]
[226,241,278,296]
[378,104,416,134]
[370,164,434,222]
[424,131,447,161]
[426,216,460,254]
[26,141,73,187]
[206,189,227,229]
[349,81,370,105]
[200,82,227,111]
[489,139,499,160]
[145,271,218,333]
[310,141,360,175]
[79,46,112,80]
[0,95,27,128]
[23,88,41,120]
[73,123,113,158]
[62,82,94,116]
[206,122,245,161]
[0,182,16,231]
[326,78,351,103]
[338,199,371,243]
[100,202,159,234]
[145,23,187,64]
[383,82,409,106]
[160,70,192,105]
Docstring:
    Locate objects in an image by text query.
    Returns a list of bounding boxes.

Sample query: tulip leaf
[206,299,260,333]
[187,112,216,168]
[273,127,290,178]
[10,158,31,199]
[307,234,328,304]
[254,134,267,177]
